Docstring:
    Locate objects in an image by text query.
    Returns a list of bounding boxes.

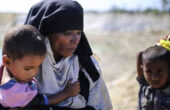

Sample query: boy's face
[143,60,169,89]
[4,55,45,83]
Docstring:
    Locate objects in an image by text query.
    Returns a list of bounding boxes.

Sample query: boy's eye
[24,68,31,71]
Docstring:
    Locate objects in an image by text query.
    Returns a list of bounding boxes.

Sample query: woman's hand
[64,80,80,97]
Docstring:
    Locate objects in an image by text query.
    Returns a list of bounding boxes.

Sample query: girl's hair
[142,46,170,64]
[137,46,170,77]
[2,25,46,60]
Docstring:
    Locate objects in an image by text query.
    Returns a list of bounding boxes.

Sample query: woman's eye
[63,31,82,36]
[77,32,81,36]
[63,32,72,36]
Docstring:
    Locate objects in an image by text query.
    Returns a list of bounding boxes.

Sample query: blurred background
[0,0,170,109]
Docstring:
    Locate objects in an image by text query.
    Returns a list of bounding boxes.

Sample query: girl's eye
[146,70,151,74]
[157,70,163,73]
[156,73,161,77]
[155,71,163,77]
[145,70,152,76]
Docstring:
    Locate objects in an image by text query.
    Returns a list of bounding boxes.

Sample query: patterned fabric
[0,67,38,108]
[0,78,37,108]
[137,77,170,110]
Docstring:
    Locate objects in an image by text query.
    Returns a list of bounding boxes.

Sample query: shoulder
[90,54,101,67]
[91,53,101,62]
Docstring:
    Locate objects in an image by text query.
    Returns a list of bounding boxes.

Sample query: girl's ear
[2,55,12,67]
[137,52,143,78]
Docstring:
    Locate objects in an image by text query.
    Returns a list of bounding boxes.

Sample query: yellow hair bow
[159,37,170,51]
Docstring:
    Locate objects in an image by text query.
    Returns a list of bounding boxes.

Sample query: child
[136,37,170,110]
[0,25,80,109]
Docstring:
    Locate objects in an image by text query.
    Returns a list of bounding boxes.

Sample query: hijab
[24,0,99,81]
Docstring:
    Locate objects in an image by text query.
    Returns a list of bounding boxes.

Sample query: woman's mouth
[68,48,76,52]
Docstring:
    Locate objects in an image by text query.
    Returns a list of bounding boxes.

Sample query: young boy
[0,25,80,110]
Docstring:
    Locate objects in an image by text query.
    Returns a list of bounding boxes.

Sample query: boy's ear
[2,55,12,67]
[137,52,143,78]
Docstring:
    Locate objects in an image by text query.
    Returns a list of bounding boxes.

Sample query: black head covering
[25,0,83,35]
[24,0,99,81]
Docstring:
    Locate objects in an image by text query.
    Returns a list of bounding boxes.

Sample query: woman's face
[49,30,81,57]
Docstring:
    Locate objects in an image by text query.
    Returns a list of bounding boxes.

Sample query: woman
[25,0,112,110]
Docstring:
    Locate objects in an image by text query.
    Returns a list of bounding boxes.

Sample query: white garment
[35,38,113,110]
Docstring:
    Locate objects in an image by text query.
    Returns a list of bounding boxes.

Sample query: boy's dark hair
[142,46,170,65]
[2,25,46,60]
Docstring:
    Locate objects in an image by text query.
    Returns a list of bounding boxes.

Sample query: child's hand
[64,80,80,97]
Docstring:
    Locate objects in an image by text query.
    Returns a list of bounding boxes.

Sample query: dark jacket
[137,76,170,110]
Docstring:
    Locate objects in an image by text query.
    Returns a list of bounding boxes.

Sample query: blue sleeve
[43,94,49,105]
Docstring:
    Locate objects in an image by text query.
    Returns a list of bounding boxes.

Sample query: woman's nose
[71,34,80,44]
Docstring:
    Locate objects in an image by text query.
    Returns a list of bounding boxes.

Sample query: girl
[137,38,170,110]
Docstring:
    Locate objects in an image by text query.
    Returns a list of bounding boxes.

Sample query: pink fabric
[0,79,37,108]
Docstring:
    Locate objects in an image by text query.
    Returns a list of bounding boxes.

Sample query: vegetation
[109,0,170,14]
[109,7,162,15]
[162,0,170,12]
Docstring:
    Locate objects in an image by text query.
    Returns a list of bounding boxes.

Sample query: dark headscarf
[24,0,99,81]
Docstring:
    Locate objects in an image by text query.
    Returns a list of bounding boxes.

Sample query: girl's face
[143,60,169,89]
[4,55,45,83]
[49,30,81,57]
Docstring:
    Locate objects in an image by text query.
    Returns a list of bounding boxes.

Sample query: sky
[0,0,162,13]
